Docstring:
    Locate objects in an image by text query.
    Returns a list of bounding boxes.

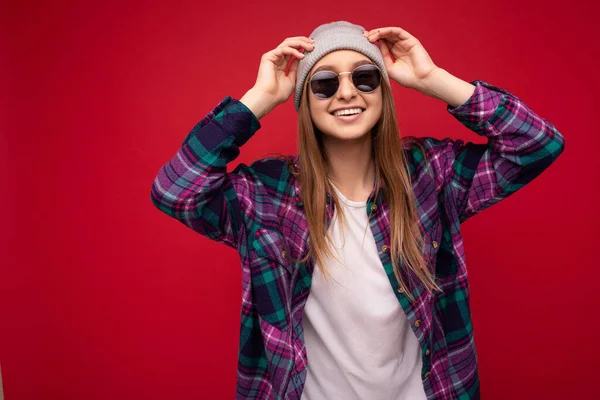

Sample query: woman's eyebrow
[312,60,374,74]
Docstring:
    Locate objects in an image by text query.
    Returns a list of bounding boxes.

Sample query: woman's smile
[331,110,365,122]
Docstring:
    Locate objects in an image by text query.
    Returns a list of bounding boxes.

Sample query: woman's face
[307,50,383,141]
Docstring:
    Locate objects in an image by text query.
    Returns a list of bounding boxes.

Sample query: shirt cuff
[208,96,262,147]
[446,80,507,131]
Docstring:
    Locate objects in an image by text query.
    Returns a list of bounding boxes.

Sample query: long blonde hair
[285,75,441,301]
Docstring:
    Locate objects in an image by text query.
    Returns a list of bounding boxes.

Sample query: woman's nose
[336,73,357,100]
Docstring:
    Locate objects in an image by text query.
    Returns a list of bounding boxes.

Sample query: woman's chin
[321,125,372,141]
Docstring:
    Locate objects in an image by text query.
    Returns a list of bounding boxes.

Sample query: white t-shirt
[300,181,428,400]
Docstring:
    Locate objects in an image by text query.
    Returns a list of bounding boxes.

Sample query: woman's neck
[323,134,375,203]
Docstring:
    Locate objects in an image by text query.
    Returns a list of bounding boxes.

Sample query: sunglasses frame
[308,64,382,99]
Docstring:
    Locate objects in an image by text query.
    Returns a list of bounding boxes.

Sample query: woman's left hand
[363,27,439,91]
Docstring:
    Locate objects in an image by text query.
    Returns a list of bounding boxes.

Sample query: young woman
[151,21,565,400]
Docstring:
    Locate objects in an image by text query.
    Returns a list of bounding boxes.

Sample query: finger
[364,27,412,42]
[278,39,314,52]
[287,57,299,82]
[365,27,398,38]
[281,36,314,43]
[379,38,395,67]
[270,46,303,58]
[270,46,305,62]
[279,37,315,48]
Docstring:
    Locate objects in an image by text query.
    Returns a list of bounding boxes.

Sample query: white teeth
[333,108,363,116]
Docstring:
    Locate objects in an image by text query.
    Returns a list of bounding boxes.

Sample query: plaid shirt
[151,80,565,399]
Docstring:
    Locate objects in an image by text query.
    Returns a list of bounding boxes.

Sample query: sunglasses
[309,64,382,99]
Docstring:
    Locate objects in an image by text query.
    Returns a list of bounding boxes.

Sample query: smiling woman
[307,51,383,141]
[151,20,566,400]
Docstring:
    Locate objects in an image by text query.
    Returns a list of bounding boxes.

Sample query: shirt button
[424,371,431,379]
[396,286,404,293]
[282,250,287,259]
[381,245,389,253]
[370,204,377,212]
[414,320,421,328]
[432,241,438,249]
[425,348,430,356]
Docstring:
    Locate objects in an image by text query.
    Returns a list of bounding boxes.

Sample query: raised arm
[364,26,565,223]
[423,75,565,223]
[150,98,260,249]
[150,36,314,249]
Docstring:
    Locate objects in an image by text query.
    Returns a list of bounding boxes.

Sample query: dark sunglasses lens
[310,71,339,98]
[352,65,381,92]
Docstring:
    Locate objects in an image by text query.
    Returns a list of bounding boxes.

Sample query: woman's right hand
[241,36,315,119]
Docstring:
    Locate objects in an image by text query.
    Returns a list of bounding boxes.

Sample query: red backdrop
[2,0,599,399]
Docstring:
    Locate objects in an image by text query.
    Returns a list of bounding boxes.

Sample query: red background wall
[2,0,599,399]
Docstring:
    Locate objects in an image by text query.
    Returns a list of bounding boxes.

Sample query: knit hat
[294,21,389,111]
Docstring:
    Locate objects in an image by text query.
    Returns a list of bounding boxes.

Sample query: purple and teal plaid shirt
[151,80,565,399]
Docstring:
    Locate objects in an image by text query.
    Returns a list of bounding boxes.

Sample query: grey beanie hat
[294,21,389,111]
